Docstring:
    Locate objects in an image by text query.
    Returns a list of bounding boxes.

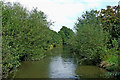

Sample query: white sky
[4,0,119,32]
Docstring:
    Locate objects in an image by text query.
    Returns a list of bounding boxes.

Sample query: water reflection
[14,47,107,78]
[49,54,76,78]
[75,65,106,78]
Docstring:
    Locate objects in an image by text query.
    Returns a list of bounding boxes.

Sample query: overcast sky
[4,0,119,32]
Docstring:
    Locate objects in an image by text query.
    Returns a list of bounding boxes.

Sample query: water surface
[15,47,107,78]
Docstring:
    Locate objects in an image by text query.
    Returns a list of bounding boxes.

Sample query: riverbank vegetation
[2,1,62,78]
[67,5,120,78]
[1,1,120,79]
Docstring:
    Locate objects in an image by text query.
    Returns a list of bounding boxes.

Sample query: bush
[68,10,108,64]
[2,1,61,78]
[68,6,120,78]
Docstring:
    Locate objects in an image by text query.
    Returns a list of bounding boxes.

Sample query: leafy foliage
[2,1,62,78]
[58,26,74,45]
[98,5,120,39]
[68,6,120,78]
[97,5,120,72]
[68,10,108,64]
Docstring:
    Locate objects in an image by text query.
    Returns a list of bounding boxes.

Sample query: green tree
[98,6,120,39]
[2,1,61,78]
[58,26,74,45]
[68,9,120,78]
[69,10,108,64]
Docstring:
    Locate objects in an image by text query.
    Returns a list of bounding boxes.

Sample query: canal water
[15,47,107,78]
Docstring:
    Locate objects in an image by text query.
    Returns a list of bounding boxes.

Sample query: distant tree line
[58,26,74,45]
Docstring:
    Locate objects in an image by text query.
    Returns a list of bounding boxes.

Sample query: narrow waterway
[15,47,107,78]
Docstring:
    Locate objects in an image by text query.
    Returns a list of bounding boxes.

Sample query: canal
[14,47,107,78]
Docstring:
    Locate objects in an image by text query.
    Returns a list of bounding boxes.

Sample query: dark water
[15,47,107,78]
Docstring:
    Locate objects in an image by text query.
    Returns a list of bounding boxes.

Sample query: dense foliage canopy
[68,6,120,78]
[2,1,62,78]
